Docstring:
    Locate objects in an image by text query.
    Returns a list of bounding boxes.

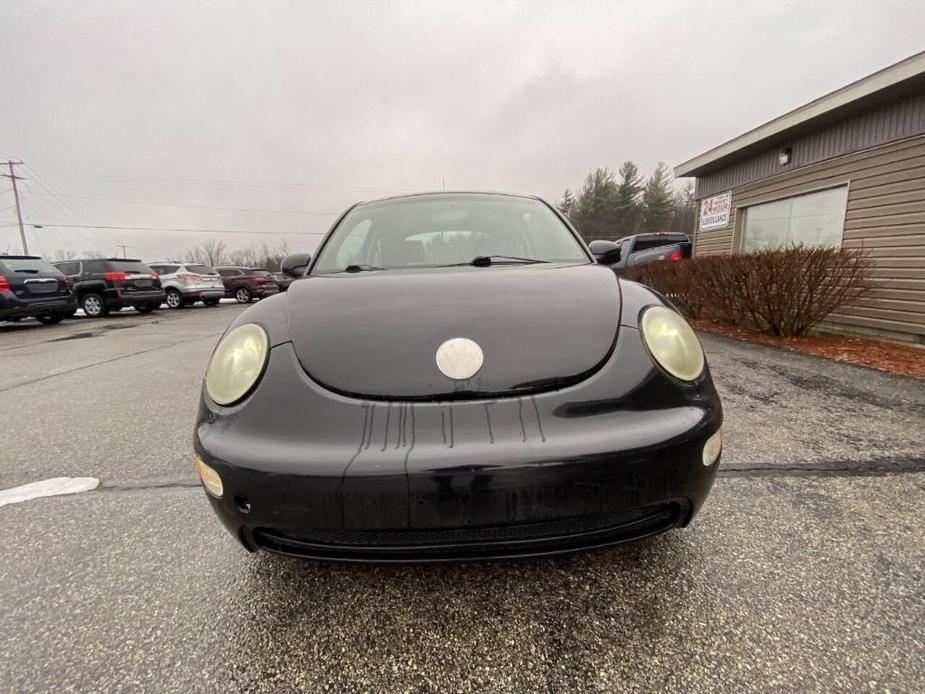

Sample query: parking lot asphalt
[1,306,924,692]
[0,305,240,488]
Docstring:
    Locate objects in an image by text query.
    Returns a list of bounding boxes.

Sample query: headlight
[195,456,224,497]
[205,323,269,405]
[640,306,705,381]
[702,427,723,466]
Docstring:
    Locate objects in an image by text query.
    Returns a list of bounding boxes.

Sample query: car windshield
[312,194,588,273]
[0,258,59,273]
[186,264,217,275]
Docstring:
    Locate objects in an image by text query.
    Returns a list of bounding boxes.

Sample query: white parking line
[0,477,99,507]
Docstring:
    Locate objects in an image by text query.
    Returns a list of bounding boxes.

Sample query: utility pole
[117,244,128,258]
[2,160,28,254]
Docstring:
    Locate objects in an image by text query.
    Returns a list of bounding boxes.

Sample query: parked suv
[214,266,279,303]
[0,255,77,324]
[54,258,165,317]
[148,262,226,309]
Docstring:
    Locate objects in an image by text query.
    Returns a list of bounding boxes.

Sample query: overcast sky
[1,1,923,260]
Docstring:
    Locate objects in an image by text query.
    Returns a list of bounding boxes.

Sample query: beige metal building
[676,51,925,343]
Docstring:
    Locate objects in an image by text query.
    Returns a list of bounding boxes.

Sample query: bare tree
[183,238,290,270]
[186,239,228,267]
[226,246,261,267]
[52,249,78,261]
[257,239,290,272]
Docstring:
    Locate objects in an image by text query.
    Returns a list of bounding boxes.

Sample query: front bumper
[195,328,723,562]
[180,287,225,300]
[105,288,165,306]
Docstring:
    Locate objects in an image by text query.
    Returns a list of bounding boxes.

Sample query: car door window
[56,261,79,276]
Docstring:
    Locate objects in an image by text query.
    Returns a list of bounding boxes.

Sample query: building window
[740,186,848,252]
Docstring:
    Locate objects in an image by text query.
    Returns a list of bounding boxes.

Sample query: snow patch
[0,477,100,507]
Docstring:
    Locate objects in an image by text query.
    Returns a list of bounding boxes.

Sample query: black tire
[135,304,157,314]
[81,293,108,317]
[165,288,185,309]
[234,286,252,304]
[36,313,66,324]
[203,298,221,307]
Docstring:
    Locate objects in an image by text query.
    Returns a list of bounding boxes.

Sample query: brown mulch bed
[692,319,925,380]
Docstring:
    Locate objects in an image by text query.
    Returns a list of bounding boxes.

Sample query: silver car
[148,262,226,309]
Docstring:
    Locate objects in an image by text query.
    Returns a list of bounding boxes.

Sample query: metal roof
[675,50,925,178]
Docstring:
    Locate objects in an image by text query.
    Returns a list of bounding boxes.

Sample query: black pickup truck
[606,233,692,275]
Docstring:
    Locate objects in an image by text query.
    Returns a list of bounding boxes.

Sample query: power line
[7,222,328,236]
[22,190,341,216]
[44,173,412,193]
[21,164,94,225]
[17,177,116,254]
[20,165,160,258]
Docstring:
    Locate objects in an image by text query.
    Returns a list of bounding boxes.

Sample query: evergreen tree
[570,167,620,242]
[614,161,643,235]
[557,189,576,218]
[640,162,675,233]
[669,180,697,234]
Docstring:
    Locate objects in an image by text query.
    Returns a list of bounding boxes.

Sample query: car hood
[286,263,621,400]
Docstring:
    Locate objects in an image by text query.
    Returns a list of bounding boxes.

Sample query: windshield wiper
[343,264,387,273]
[443,255,550,267]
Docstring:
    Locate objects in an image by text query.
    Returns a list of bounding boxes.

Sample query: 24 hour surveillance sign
[699,192,731,230]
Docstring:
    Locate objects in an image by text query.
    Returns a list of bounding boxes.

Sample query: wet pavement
[1,306,923,691]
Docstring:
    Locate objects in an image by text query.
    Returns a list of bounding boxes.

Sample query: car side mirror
[281,253,312,278]
[589,240,621,264]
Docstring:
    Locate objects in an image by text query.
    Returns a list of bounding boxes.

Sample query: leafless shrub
[627,245,871,337]
[625,260,707,319]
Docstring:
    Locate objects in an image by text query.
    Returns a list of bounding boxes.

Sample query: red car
[214,267,279,304]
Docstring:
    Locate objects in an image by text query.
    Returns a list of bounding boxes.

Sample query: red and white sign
[700,192,731,230]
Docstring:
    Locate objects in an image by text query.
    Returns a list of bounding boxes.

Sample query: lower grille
[252,503,682,561]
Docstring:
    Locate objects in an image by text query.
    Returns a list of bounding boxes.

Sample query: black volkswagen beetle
[194,192,723,562]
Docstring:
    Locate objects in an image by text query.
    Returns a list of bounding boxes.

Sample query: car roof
[0,255,44,260]
[352,190,543,208]
[627,232,689,239]
[63,257,145,262]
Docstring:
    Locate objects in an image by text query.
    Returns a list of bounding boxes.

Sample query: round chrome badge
[436,337,484,380]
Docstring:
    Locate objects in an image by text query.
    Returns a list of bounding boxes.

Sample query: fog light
[196,456,224,497]
[702,427,723,466]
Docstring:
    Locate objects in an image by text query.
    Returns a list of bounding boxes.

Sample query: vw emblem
[436,337,484,380]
